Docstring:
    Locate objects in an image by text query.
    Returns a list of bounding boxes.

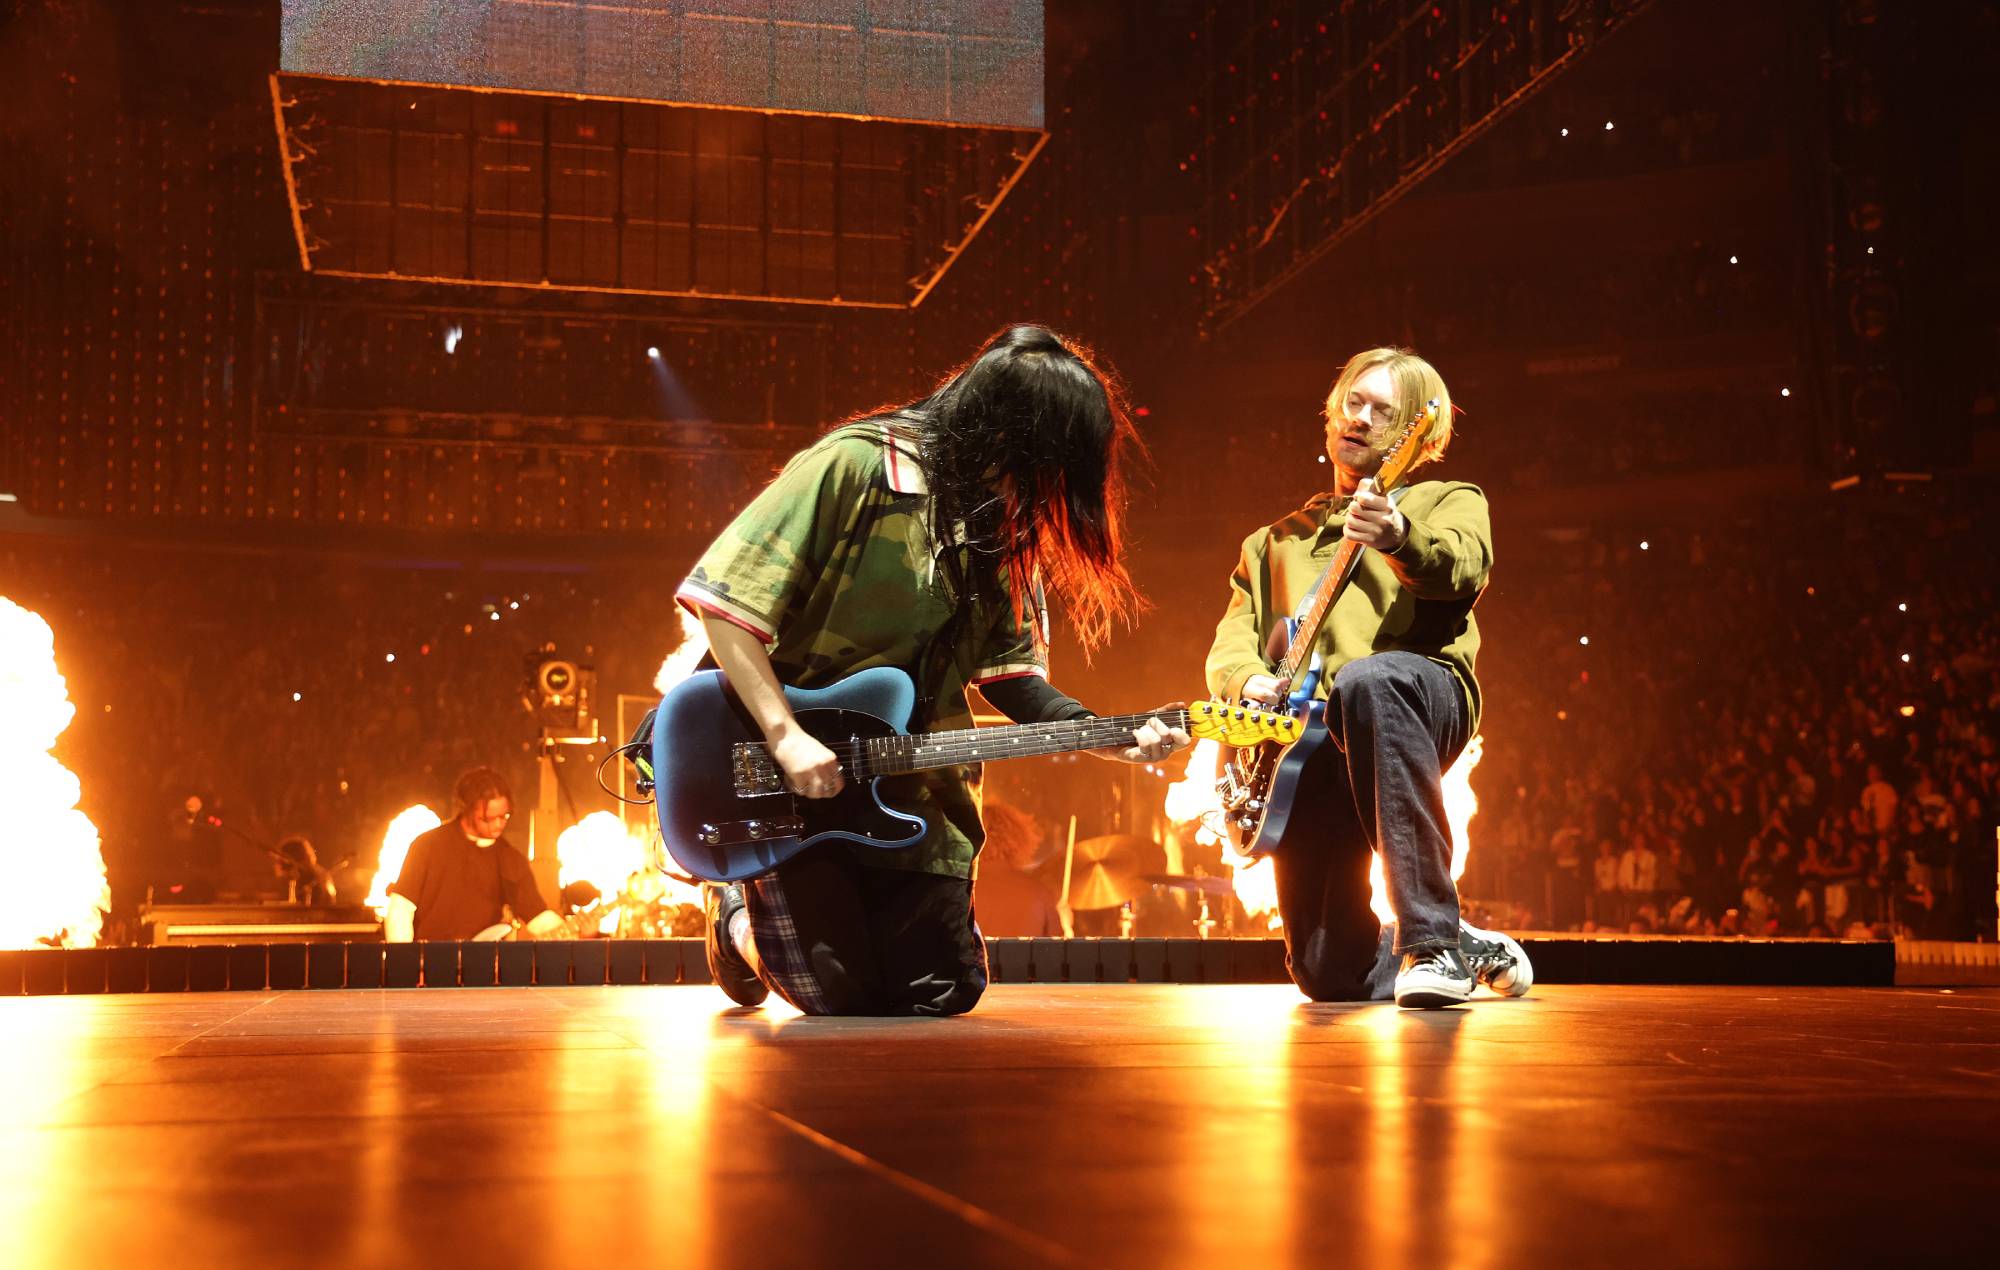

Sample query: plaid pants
[742,845,987,1016]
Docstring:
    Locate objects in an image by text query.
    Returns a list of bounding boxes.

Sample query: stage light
[1900,653,1910,663]
[1899,705,1916,717]
[490,611,500,622]
[1579,636,1590,646]
[1316,454,1327,463]
[385,653,395,663]
[1729,255,1739,265]
[444,324,462,354]
[1640,540,1650,550]
[292,692,302,702]
[1780,387,1791,397]
[1557,710,1568,721]
[647,346,661,360]
[1604,120,1614,130]
[1898,603,1907,612]
[1867,245,1876,254]
[509,601,520,610]
[1560,127,1569,137]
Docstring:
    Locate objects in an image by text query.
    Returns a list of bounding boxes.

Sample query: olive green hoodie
[1204,480,1491,731]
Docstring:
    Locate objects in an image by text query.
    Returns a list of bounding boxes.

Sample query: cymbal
[1065,834,1167,910]
[1143,873,1237,896]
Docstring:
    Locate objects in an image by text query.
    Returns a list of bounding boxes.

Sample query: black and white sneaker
[1459,920,1534,997]
[1394,944,1475,1009]
[703,882,768,1007]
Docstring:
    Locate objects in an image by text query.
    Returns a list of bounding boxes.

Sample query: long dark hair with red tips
[876,324,1146,656]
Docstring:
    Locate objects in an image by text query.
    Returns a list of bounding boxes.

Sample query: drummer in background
[970,798,1064,937]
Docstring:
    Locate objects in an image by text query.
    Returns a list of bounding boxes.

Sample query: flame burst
[0,598,109,949]
[366,804,444,916]
[653,605,711,694]
[1163,733,1484,930]
[559,811,700,935]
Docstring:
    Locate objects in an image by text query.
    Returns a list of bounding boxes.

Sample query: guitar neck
[1273,538,1364,693]
[859,708,1192,777]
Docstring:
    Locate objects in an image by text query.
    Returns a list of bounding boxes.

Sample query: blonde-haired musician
[1204,347,1531,1008]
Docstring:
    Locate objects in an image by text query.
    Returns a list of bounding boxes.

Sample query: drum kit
[1061,833,1245,939]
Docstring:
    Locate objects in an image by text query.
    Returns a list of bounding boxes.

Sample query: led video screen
[281,1,1043,129]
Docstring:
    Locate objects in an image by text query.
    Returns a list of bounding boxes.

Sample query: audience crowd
[1466,492,1999,941]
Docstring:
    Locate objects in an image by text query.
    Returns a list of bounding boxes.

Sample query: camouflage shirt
[676,421,1047,879]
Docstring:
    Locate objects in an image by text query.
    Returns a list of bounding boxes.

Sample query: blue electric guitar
[651,666,1298,883]
[1215,398,1441,857]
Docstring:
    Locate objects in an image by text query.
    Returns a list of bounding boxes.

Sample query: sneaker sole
[1462,922,1534,997]
[1394,968,1473,1009]
[705,888,770,1008]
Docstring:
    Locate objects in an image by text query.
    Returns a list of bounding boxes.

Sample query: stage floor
[4,984,1996,1268]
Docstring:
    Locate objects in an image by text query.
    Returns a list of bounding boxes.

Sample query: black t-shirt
[390,822,549,941]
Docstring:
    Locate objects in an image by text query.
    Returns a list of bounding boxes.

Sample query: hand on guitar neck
[1340,476,1408,553]
[1238,477,1408,710]
[1087,706,1191,765]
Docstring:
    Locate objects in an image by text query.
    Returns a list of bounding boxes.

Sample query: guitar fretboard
[738,708,1193,785]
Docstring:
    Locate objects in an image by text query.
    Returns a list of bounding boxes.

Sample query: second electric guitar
[1215,397,1442,857]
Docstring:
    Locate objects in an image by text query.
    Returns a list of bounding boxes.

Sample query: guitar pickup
[697,817,805,847]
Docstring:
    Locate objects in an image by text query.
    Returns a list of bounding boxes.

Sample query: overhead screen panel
[280,0,1044,129]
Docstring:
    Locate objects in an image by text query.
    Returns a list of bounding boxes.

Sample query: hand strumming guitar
[1240,675,1284,707]
[770,723,846,799]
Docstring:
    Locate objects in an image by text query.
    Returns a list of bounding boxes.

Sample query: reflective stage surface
[3,984,1995,1268]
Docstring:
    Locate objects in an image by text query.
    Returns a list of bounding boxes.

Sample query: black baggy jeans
[1272,651,1471,1001]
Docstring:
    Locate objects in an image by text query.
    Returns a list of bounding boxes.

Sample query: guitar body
[1216,700,1328,860]
[1244,702,1334,856]
[652,666,928,883]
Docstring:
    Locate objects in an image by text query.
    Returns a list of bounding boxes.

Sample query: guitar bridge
[731,743,787,797]
[697,816,804,847]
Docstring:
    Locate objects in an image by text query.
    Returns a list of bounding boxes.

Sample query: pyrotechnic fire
[0,598,109,949]
[653,605,711,694]
[366,804,443,916]
[559,812,647,934]
[1162,732,1484,930]
[1165,739,1280,928]
[559,811,700,935]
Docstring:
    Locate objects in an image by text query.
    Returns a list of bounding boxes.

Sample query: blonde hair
[1322,346,1455,471]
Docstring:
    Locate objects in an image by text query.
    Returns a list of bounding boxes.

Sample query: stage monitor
[280,0,1043,129]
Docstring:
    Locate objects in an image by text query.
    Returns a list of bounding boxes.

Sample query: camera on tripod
[524,644,598,741]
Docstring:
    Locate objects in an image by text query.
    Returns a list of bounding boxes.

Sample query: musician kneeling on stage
[1204,346,1532,1008]
[676,324,1190,1016]
[384,767,567,942]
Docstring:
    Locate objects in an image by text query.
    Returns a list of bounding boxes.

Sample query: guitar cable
[594,741,655,806]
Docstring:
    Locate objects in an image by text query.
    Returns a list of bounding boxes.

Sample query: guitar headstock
[1189,700,1303,748]
[1372,396,1442,494]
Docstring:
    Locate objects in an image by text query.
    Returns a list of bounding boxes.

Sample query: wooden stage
[3,983,1995,1267]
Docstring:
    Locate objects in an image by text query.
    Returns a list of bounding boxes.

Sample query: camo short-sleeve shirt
[676,421,1048,879]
